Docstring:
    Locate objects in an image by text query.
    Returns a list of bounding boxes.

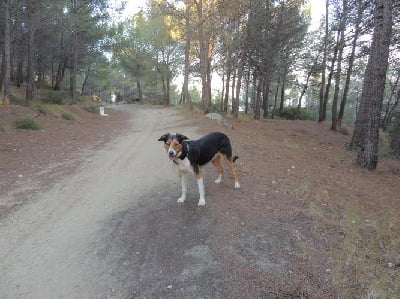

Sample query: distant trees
[2,0,400,169]
[0,0,112,104]
[113,3,182,105]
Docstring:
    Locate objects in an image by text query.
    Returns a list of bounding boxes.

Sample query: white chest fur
[174,157,194,174]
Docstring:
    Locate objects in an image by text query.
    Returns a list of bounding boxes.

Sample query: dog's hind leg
[195,172,206,206]
[223,155,240,189]
[212,154,224,184]
[177,171,187,203]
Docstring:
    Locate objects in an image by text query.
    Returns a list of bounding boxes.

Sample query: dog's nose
[168,150,174,157]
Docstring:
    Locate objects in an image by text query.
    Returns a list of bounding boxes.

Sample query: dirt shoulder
[196,115,400,297]
[1,104,399,297]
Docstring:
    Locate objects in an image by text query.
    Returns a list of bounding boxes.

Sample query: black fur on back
[186,132,236,166]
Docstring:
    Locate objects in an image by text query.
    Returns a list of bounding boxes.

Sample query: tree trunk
[0,50,5,93]
[254,74,262,120]
[54,32,65,91]
[279,72,286,114]
[54,60,67,91]
[80,65,91,96]
[352,0,394,169]
[166,76,171,105]
[323,38,339,121]
[244,70,250,114]
[158,66,168,105]
[70,0,78,104]
[319,0,329,122]
[272,76,280,119]
[180,1,192,109]
[2,0,11,105]
[197,0,209,112]
[251,70,257,112]
[220,72,225,111]
[338,0,362,129]
[390,114,400,156]
[206,36,214,109]
[231,68,236,112]
[381,70,400,131]
[297,74,310,111]
[331,0,348,131]
[136,73,143,103]
[223,53,231,113]
[233,31,249,118]
[15,6,24,89]
[26,0,35,103]
[262,77,270,119]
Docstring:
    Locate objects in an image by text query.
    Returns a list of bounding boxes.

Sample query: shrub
[61,112,75,120]
[16,118,41,130]
[84,105,100,114]
[10,93,25,105]
[43,91,67,105]
[278,107,315,120]
[0,120,11,132]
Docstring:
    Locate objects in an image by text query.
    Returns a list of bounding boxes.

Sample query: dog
[158,132,240,206]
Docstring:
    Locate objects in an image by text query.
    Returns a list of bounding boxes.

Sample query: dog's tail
[232,156,239,163]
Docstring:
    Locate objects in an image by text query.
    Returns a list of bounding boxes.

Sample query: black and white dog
[158,132,240,206]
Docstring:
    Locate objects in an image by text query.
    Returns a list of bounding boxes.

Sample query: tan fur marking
[223,154,239,183]
[212,155,224,175]
[195,171,203,180]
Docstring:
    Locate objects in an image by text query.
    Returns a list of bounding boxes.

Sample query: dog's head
[158,133,189,161]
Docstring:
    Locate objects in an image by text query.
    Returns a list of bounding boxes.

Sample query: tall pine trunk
[180,1,192,109]
[26,0,35,103]
[2,0,11,105]
[233,31,249,118]
[338,0,363,129]
[70,0,78,104]
[331,0,348,131]
[319,0,329,122]
[351,0,393,169]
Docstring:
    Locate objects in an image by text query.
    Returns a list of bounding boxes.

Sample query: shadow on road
[93,184,230,298]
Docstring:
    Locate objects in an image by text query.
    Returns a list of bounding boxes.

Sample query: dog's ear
[176,133,189,143]
[158,133,170,142]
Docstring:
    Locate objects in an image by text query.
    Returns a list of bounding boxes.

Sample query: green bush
[16,118,41,130]
[10,93,25,105]
[84,105,100,114]
[278,107,315,120]
[44,91,67,105]
[61,112,75,120]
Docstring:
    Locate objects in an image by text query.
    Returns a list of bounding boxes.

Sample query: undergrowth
[16,118,41,130]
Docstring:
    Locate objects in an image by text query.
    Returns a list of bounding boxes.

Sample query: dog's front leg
[177,170,187,203]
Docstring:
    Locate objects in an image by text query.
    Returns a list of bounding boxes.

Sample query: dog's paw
[177,196,186,203]
[197,198,205,206]
[214,178,222,184]
[234,182,241,189]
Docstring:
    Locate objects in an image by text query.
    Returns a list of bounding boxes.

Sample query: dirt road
[3,104,399,298]
[0,105,227,298]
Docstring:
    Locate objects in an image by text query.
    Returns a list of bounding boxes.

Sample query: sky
[309,0,325,30]
[119,0,326,25]
[121,0,147,19]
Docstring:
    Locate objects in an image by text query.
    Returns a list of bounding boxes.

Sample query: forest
[0,0,400,170]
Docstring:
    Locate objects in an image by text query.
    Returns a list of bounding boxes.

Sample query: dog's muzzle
[168,150,176,160]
